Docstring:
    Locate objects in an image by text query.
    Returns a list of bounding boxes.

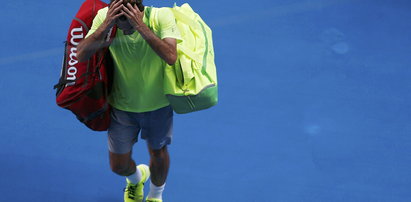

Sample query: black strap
[76,103,109,122]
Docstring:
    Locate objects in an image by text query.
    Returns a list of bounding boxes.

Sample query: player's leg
[145,145,169,202]
[108,108,150,202]
[141,105,173,202]
[148,145,170,186]
[109,151,136,177]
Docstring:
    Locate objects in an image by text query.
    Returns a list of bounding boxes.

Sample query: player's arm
[77,0,123,62]
[138,29,177,65]
[122,4,178,65]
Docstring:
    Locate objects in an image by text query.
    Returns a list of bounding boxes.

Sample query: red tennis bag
[54,0,116,131]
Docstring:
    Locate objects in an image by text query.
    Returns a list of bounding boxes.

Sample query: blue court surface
[1,0,411,201]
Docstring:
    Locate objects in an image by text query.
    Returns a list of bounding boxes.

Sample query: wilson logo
[66,26,84,86]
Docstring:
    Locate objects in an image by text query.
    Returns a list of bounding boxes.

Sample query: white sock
[126,167,142,184]
[147,182,165,200]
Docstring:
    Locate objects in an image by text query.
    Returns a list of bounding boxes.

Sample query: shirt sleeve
[156,8,182,42]
[85,7,108,38]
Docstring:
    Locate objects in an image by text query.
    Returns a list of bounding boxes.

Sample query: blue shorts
[107,106,173,154]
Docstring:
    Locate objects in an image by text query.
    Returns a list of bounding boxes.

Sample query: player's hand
[122,3,145,30]
[103,0,124,28]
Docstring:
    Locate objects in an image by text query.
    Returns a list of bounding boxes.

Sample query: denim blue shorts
[107,106,173,154]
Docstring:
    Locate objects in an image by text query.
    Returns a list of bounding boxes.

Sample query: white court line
[211,0,353,27]
[0,47,62,66]
[0,0,352,66]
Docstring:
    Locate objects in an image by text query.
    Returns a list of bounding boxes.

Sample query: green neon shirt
[86,7,181,112]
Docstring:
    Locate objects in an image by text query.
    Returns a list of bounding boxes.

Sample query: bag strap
[172,5,213,81]
[54,41,69,90]
[172,7,200,32]
[96,26,116,69]
[144,7,153,30]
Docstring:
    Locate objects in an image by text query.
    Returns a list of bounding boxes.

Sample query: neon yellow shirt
[86,7,181,112]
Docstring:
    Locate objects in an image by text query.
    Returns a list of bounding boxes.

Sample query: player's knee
[149,146,167,159]
[111,163,131,176]
[109,151,135,176]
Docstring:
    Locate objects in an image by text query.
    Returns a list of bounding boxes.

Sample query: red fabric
[55,0,116,131]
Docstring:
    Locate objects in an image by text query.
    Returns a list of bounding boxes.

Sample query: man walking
[77,0,181,201]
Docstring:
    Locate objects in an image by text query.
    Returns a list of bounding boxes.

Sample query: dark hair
[110,0,144,11]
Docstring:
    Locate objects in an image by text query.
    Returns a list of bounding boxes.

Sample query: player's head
[109,0,145,35]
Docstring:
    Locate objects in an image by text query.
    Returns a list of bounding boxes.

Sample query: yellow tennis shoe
[146,198,163,202]
[124,164,150,202]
